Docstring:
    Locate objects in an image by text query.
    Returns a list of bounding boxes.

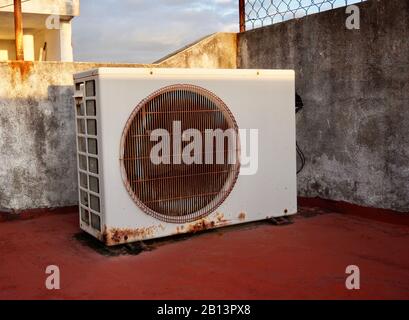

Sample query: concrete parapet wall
[238,0,409,212]
[0,61,149,211]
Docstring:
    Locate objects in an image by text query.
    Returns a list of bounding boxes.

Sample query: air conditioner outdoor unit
[73,68,296,246]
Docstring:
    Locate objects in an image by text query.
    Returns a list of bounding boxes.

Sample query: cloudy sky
[72,0,238,63]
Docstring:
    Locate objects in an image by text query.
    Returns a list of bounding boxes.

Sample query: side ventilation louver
[75,80,102,232]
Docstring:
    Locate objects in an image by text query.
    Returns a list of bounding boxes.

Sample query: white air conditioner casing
[73,68,296,246]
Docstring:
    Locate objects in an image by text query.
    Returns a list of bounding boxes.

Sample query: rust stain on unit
[182,212,229,234]
[105,213,230,244]
[216,212,227,223]
[9,61,33,82]
[186,219,216,234]
[104,226,157,245]
[238,212,246,221]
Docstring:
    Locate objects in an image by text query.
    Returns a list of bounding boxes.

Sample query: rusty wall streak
[8,61,33,83]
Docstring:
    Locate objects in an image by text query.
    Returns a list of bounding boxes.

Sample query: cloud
[72,0,238,63]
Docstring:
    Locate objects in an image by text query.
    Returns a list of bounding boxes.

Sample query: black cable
[295,93,305,174]
[296,141,305,174]
[0,0,31,9]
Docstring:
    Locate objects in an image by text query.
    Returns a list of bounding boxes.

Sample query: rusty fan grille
[120,84,240,224]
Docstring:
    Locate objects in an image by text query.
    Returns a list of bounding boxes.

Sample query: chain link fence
[242,0,366,30]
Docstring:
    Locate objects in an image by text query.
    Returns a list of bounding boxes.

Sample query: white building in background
[0,0,80,61]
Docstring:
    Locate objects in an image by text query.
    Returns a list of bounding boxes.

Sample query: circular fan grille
[120,84,240,223]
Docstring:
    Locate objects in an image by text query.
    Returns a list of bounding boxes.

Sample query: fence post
[239,0,246,32]
[14,0,24,61]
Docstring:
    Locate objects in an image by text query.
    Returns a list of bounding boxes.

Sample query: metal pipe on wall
[239,0,246,33]
[14,0,24,61]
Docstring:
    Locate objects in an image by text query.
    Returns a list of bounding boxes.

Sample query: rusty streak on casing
[103,226,160,246]
[179,212,229,234]
[103,213,230,245]
[238,212,246,221]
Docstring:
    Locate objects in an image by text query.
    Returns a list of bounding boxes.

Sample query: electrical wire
[296,141,305,174]
[295,93,305,174]
[0,0,31,9]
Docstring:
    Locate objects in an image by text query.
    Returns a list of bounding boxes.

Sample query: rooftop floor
[0,205,408,300]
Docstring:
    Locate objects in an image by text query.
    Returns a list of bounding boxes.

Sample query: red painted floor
[0,206,408,300]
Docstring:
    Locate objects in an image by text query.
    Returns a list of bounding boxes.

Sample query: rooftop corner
[0,0,80,17]
[0,0,80,62]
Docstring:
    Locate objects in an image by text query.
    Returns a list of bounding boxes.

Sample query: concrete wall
[33,22,74,62]
[156,33,237,69]
[0,36,234,211]
[0,61,149,211]
[2,0,408,213]
[0,40,15,60]
[0,0,78,62]
[238,0,409,212]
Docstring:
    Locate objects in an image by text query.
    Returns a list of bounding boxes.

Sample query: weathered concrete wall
[4,1,408,213]
[238,0,409,212]
[0,38,237,212]
[156,32,237,69]
[0,61,149,211]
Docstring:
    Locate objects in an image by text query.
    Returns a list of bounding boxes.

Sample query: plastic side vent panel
[75,80,102,232]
